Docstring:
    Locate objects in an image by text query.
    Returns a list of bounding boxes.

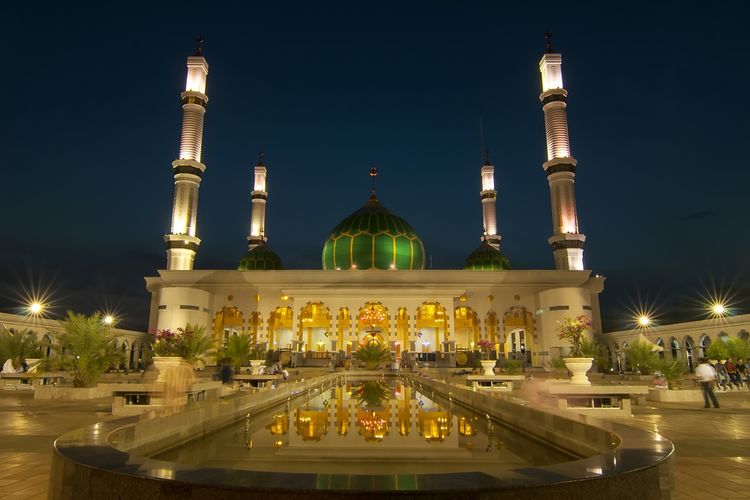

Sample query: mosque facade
[145,38,605,369]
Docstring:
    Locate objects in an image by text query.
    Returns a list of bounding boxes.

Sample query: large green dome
[238,243,283,270]
[322,195,425,270]
[464,240,511,270]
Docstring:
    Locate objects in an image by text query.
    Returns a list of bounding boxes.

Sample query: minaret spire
[163,39,210,270]
[479,135,501,250]
[247,151,269,250]
[538,33,586,270]
[369,165,378,199]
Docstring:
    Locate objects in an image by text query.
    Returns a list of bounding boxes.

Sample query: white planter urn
[480,359,496,376]
[152,356,183,382]
[249,360,264,374]
[564,357,594,385]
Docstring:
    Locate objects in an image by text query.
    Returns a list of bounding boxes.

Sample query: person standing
[695,358,720,408]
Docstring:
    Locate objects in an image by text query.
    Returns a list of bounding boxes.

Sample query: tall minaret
[247,152,268,250]
[479,150,501,250]
[538,32,585,270]
[164,38,209,270]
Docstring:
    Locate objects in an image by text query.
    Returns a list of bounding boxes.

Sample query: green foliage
[501,359,522,374]
[355,342,391,370]
[651,357,687,389]
[580,337,612,373]
[351,380,390,408]
[0,328,41,369]
[624,341,659,375]
[727,337,750,360]
[176,324,216,363]
[547,356,567,371]
[705,341,729,361]
[58,312,122,388]
[221,333,253,370]
[556,315,592,357]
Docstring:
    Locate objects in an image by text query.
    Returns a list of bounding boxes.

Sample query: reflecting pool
[155,378,571,476]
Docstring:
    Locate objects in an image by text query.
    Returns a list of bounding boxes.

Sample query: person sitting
[652,371,668,389]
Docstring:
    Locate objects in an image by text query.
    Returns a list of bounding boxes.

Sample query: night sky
[5,1,750,332]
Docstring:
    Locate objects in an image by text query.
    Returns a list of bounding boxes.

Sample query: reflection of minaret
[164,37,209,270]
[479,149,501,251]
[247,152,268,250]
[538,32,585,270]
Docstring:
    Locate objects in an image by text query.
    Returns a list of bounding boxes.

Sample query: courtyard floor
[0,385,748,499]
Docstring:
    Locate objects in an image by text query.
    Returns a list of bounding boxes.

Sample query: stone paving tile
[1,386,749,499]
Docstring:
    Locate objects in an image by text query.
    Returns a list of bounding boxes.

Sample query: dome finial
[544,30,554,53]
[369,165,378,199]
[257,150,264,166]
[195,34,205,56]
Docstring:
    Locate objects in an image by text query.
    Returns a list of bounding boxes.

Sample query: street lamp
[709,302,727,318]
[28,302,44,315]
[637,314,651,328]
[103,314,116,326]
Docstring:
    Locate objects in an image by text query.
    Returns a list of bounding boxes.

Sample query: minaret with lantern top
[538,32,585,270]
[479,149,501,251]
[164,37,210,270]
[247,152,268,250]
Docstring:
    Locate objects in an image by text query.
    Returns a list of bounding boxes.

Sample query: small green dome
[322,196,425,270]
[464,240,511,270]
[238,243,283,270]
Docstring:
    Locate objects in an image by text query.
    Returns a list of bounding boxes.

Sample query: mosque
[145,38,605,369]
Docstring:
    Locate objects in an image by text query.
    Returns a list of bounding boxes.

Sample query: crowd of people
[711,357,749,390]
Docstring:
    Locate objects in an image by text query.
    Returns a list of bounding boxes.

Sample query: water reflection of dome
[266,413,289,435]
[458,416,478,436]
[295,407,329,441]
[356,408,390,442]
[418,410,451,442]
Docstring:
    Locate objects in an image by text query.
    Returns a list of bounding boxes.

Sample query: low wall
[648,388,703,402]
[34,385,112,400]
[49,372,674,500]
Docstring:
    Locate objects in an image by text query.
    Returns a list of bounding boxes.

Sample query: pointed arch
[415,302,448,352]
[298,302,332,351]
[268,306,293,350]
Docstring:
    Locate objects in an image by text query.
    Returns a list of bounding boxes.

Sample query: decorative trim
[541,93,567,106]
[172,165,204,177]
[549,305,570,311]
[179,305,200,311]
[181,95,207,107]
[251,193,268,200]
[550,239,585,251]
[544,163,576,176]
[480,192,497,200]
[165,240,199,252]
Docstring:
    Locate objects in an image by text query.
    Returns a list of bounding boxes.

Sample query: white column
[247,156,268,250]
[480,163,501,250]
[539,48,585,270]
[164,52,209,270]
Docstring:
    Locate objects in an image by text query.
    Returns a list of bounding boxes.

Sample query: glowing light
[637,315,651,327]
[539,53,564,92]
[103,315,115,325]
[29,302,43,315]
[710,302,727,317]
[185,57,208,94]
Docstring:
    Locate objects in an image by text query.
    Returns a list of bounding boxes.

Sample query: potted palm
[557,315,593,385]
[476,339,496,375]
[150,324,215,380]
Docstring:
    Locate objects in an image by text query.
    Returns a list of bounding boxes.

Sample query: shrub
[221,333,254,370]
[150,324,216,364]
[58,312,122,387]
[652,357,687,389]
[355,343,391,370]
[624,341,659,375]
[0,328,40,369]
[557,315,592,357]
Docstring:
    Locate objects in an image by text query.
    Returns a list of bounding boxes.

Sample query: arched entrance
[213,306,243,348]
[699,334,710,359]
[502,306,535,365]
[357,302,389,347]
[337,307,351,353]
[268,306,293,350]
[684,336,695,371]
[669,338,680,360]
[298,302,332,352]
[415,302,448,352]
[655,338,665,359]
[454,306,480,350]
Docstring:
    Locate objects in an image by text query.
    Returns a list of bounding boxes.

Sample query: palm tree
[624,341,659,375]
[221,332,253,370]
[176,323,216,364]
[354,343,391,370]
[0,327,40,370]
[58,312,122,387]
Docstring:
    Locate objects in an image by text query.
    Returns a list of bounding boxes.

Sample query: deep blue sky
[5,1,750,331]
